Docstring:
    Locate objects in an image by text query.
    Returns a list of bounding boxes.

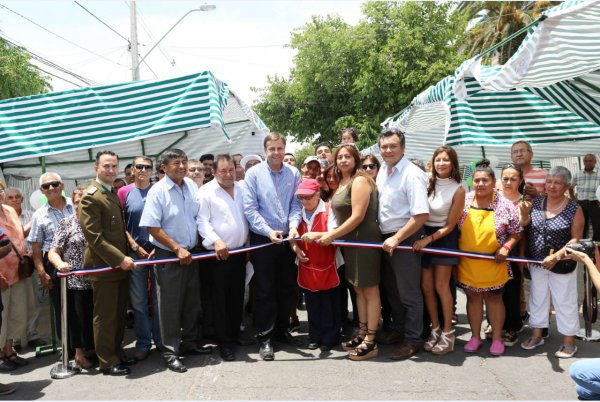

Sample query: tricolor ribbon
[57,238,546,278]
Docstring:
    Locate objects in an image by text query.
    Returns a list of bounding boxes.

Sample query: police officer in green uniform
[79,151,135,376]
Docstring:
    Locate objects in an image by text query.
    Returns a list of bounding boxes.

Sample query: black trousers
[503,262,523,332]
[579,200,600,241]
[43,253,62,340]
[249,232,298,339]
[67,288,94,351]
[207,253,246,346]
[305,286,341,347]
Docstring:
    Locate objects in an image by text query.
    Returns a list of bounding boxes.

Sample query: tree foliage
[0,37,51,101]
[459,1,559,64]
[254,1,469,148]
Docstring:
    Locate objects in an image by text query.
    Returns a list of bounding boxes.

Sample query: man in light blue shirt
[140,148,210,373]
[243,132,302,361]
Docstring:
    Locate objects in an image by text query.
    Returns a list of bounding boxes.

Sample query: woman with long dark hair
[413,146,464,355]
[304,144,382,360]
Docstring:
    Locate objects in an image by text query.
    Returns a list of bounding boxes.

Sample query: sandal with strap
[5,353,27,367]
[341,322,366,351]
[555,344,577,359]
[432,329,455,356]
[349,329,378,361]
[424,326,441,352]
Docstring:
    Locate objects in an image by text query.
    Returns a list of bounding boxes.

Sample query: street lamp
[131,2,216,80]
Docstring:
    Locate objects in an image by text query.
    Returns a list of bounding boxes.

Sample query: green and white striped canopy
[0,71,268,180]
[372,0,600,165]
[0,71,267,165]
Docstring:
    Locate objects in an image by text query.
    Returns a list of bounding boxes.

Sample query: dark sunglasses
[297,193,317,201]
[135,164,153,171]
[41,181,62,190]
[188,167,205,172]
[362,164,377,170]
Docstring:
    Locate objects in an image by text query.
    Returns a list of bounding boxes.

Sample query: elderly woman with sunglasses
[520,166,584,358]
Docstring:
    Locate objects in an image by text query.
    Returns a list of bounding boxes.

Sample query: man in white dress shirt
[376,128,429,360]
[197,154,248,362]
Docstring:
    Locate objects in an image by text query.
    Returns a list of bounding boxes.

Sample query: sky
[0,0,365,104]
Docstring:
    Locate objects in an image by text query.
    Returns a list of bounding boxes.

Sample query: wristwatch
[131,245,139,252]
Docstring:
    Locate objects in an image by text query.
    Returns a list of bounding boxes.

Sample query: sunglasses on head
[362,164,377,170]
[188,167,204,172]
[135,164,153,171]
[41,181,61,190]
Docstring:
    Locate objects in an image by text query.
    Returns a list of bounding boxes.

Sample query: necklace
[546,197,567,214]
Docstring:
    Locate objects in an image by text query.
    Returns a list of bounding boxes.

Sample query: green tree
[459,1,559,64]
[0,37,51,100]
[254,1,468,149]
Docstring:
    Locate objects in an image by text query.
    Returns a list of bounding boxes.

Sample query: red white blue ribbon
[56,238,545,278]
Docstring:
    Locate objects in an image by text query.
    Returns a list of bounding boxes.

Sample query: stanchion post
[50,275,79,378]
[577,261,600,341]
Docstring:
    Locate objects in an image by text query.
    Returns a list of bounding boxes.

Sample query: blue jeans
[129,264,161,351]
[571,359,600,400]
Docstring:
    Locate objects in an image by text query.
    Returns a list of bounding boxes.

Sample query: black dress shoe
[273,331,303,346]
[180,346,212,355]
[166,357,187,373]
[259,339,274,361]
[307,342,319,350]
[28,338,47,348]
[101,364,131,376]
[219,346,236,362]
[320,344,333,352]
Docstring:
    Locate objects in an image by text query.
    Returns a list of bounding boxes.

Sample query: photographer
[567,244,600,400]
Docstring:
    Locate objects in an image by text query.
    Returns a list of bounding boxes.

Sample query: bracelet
[430,232,437,242]
[501,243,512,252]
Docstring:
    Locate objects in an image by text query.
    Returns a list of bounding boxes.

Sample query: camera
[567,239,596,262]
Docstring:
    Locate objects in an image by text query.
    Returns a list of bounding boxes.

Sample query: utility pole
[130,0,140,81]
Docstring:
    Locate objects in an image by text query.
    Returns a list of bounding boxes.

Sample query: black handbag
[11,242,34,279]
[541,198,576,275]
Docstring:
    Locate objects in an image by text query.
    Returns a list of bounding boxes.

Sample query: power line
[1,34,98,86]
[0,2,129,69]
[136,3,180,70]
[35,66,84,88]
[73,0,130,44]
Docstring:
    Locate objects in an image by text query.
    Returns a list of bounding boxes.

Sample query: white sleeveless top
[425,177,461,227]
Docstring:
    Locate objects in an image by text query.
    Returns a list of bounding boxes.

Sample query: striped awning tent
[0,71,268,179]
[368,0,600,167]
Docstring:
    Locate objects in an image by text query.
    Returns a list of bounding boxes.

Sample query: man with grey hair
[569,154,600,241]
[28,172,75,339]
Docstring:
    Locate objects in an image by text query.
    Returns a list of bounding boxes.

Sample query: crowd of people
[0,127,598,396]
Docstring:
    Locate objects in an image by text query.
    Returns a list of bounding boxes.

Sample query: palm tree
[458,1,559,64]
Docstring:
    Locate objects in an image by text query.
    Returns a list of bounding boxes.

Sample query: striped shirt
[243,161,302,237]
[27,197,75,252]
[572,169,600,201]
[524,167,548,195]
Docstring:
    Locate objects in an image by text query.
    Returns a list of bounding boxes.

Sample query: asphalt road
[2,278,598,400]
